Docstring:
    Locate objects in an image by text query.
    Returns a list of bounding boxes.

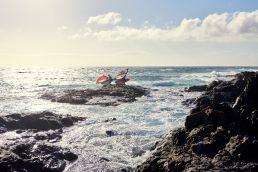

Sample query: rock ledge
[41,85,150,106]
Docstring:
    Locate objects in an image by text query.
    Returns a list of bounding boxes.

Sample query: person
[115,69,129,86]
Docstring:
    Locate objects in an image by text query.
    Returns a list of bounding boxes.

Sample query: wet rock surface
[0,111,85,132]
[41,85,150,106]
[0,140,78,172]
[0,111,86,172]
[185,85,208,92]
[137,71,258,172]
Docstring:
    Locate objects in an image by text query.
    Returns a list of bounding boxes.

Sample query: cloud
[87,12,122,25]
[80,10,258,42]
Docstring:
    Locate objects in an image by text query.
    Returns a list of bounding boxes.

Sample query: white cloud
[87,12,122,25]
[80,10,258,42]
[90,26,168,41]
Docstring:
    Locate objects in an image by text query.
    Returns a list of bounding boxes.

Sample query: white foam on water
[48,87,199,171]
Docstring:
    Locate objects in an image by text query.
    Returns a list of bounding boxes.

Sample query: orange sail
[96,75,109,84]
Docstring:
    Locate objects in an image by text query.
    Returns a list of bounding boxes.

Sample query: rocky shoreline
[2,72,258,171]
[0,111,86,172]
[137,71,258,172]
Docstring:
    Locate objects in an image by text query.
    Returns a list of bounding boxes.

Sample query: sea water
[0,67,258,171]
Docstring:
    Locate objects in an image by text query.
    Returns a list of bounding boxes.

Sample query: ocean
[1,66,258,171]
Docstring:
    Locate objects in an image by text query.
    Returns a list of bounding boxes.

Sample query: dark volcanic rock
[181,98,196,106]
[41,85,149,106]
[137,71,258,172]
[104,117,117,122]
[206,80,223,91]
[186,85,207,92]
[0,111,85,132]
[0,140,78,172]
[106,130,116,137]
[0,112,85,172]
[186,80,223,92]
[195,75,247,108]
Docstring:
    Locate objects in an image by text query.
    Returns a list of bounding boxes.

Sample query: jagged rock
[203,108,227,125]
[195,74,248,109]
[185,111,204,131]
[0,140,78,172]
[41,85,149,106]
[186,102,234,131]
[186,125,216,144]
[0,111,85,172]
[225,135,258,161]
[186,85,207,92]
[170,128,187,146]
[190,127,229,157]
[137,72,258,172]
[206,80,223,91]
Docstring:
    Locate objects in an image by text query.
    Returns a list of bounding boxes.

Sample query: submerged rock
[104,117,117,122]
[41,85,150,106]
[137,71,258,172]
[106,130,116,137]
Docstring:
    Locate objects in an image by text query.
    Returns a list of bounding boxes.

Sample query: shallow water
[0,66,258,171]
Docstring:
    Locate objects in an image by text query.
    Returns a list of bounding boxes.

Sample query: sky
[0,0,258,66]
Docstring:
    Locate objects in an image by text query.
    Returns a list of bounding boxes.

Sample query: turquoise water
[0,66,258,171]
